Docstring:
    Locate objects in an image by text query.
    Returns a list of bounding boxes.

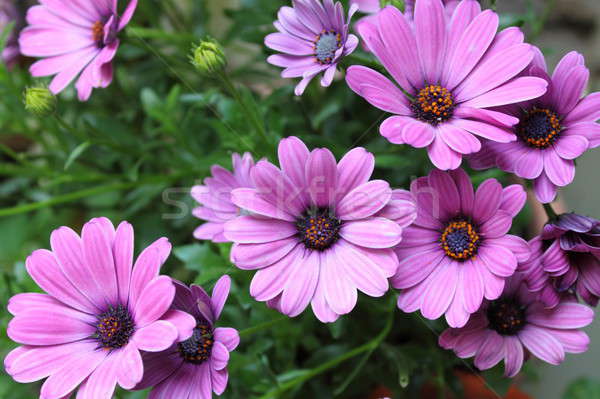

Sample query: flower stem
[238,316,288,337]
[258,302,395,399]
[216,71,271,153]
[543,202,558,220]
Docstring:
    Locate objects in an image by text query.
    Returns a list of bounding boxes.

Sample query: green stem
[543,202,558,220]
[258,304,395,399]
[217,71,270,150]
[238,316,288,337]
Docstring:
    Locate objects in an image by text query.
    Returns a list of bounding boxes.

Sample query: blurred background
[1,0,600,398]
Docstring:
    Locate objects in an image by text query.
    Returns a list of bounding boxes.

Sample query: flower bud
[191,39,227,76]
[23,86,56,116]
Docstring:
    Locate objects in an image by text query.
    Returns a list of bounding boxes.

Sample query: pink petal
[462,76,548,109]
[527,302,594,329]
[564,92,600,125]
[428,169,461,219]
[427,135,463,170]
[543,149,575,187]
[231,188,296,221]
[280,250,320,317]
[478,243,518,277]
[160,309,196,342]
[340,217,403,249]
[337,180,392,220]
[345,66,411,114]
[391,249,445,289]
[474,331,505,370]
[116,344,143,389]
[210,341,230,371]
[278,136,309,187]
[211,275,231,320]
[336,147,375,200]
[438,124,482,155]
[533,172,558,204]
[461,259,485,314]
[250,245,300,301]
[132,320,178,352]
[224,216,296,244]
[335,240,389,296]
[133,276,175,327]
[421,259,459,320]
[555,135,589,160]
[402,120,436,148]
[306,148,338,208]
[323,249,358,315]
[214,327,240,352]
[414,0,446,83]
[503,335,524,377]
[211,368,229,396]
[499,184,527,218]
[129,237,171,306]
[231,238,298,270]
[472,178,502,224]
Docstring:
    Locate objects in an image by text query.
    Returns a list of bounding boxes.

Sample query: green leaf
[563,378,600,399]
[64,141,91,170]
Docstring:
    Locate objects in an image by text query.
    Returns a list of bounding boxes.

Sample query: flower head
[469,51,600,203]
[191,38,227,76]
[191,152,256,243]
[4,217,195,399]
[24,85,56,116]
[265,0,359,96]
[393,168,530,327]
[135,276,240,397]
[521,213,600,307]
[224,136,416,322]
[440,274,594,377]
[19,0,138,101]
[346,0,548,170]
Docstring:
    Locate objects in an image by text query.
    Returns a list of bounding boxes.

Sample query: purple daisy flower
[191,153,256,243]
[135,276,239,398]
[3,217,195,399]
[265,0,359,96]
[439,274,594,377]
[224,136,416,322]
[469,51,600,203]
[392,168,530,328]
[520,213,600,308]
[1,0,21,67]
[345,0,548,170]
[18,0,138,101]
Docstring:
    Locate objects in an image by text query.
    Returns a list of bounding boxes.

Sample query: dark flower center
[487,299,527,335]
[92,21,104,43]
[441,220,480,261]
[178,323,214,364]
[517,107,562,149]
[297,208,341,251]
[314,30,341,64]
[95,305,135,349]
[411,84,455,125]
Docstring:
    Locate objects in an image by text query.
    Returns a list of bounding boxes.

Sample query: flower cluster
[5,0,600,397]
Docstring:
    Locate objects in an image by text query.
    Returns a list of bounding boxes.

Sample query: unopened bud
[191,39,226,76]
[23,86,56,116]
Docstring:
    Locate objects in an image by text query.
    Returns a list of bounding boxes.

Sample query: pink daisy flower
[4,217,195,399]
[18,0,138,101]
[469,51,600,203]
[392,168,530,328]
[439,274,594,377]
[135,276,240,398]
[224,136,416,322]
[191,153,256,243]
[265,0,359,96]
[521,213,600,308]
[345,0,548,170]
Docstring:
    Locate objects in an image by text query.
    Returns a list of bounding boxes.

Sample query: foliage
[0,0,586,398]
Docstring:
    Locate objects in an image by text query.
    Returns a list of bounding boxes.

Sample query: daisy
[521,213,600,308]
[345,0,548,170]
[4,217,195,399]
[19,0,138,101]
[191,152,256,243]
[265,0,359,95]
[440,274,593,377]
[469,50,600,203]
[224,136,416,322]
[392,168,530,328]
[135,276,239,398]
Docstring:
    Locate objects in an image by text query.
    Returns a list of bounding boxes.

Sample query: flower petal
[518,325,565,365]
[224,216,296,244]
[337,180,392,220]
[132,320,178,352]
[280,250,320,317]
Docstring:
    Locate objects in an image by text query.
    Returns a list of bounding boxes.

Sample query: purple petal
[135,349,181,390]
[306,148,338,208]
[428,169,461,219]
[480,209,513,238]
[336,147,375,200]
[486,235,530,263]
[533,173,558,204]
[472,178,502,224]
[451,118,515,143]
[391,249,445,289]
[461,259,485,314]
[116,344,143,389]
[113,222,133,306]
[278,136,310,188]
[564,92,600,125]
[211,368,228,396]
[555,135,589,160]
[148,363,197,399]
[231,188,296,221]
[427,135,463,170]
[554,65,589,116]
[231,238,298,270]
[421,259,459,320]
[518,325,565,365]
[224,216,296,244]
[503,335,524,377]
[129,237,171,306]
[161,309,196,342]
[211,275,231,320]
[478,243,518,277]
[449,168,475,215]
[340,217,403,249]
[462,76,548,109]
[311,276,340,323]
[250,245,300,301]
[345,66,411,114]
[335,240,389,296]
[39,348,106,399]
[474,331,505,370]
[544,149,575,187]
[322,249,358,315]
[550,329,590,354]
[210,341,230,371]
[402,120,436,148]
[134,275,175,328]
[214,327,240,352]
[499,184,527,218]
[414,0,446,83]
[132,320,178,352]
[336,180,392,220]
[527,302,594,329]
[280,250,320,317]
[7,292,63,316]
[438,124,482,155]
[265,32,313,55]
